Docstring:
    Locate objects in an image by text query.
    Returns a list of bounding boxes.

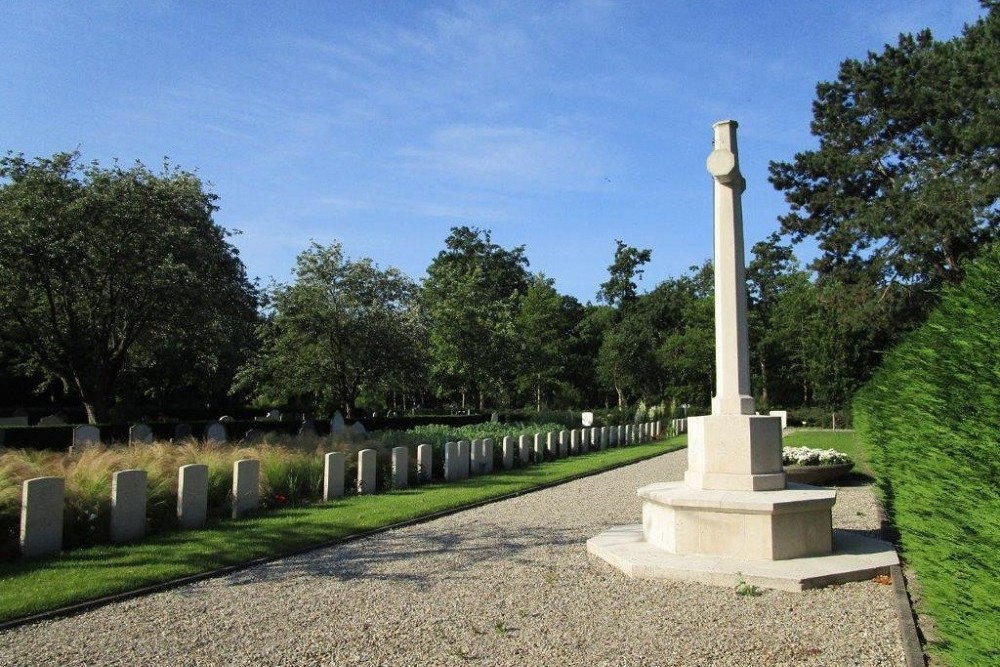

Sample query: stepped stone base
[587,524,898,592]
[640,481,836,560]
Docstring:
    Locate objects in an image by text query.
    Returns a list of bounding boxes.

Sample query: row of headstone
[19,456,267,558]
[19,421,666,558]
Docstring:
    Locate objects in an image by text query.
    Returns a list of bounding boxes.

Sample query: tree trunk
[759,359,768,406]
[616,384,626,407]
[536,380,542,413]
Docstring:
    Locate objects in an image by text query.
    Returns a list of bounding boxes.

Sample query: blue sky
[2,1,985,301]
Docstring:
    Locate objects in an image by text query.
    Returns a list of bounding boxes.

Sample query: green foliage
[854,242,1000,666]
[421,226,529,410]
[597,239,652,312]
[235,241,424,418]
[769,7,1000,295]
[0,151,259,423]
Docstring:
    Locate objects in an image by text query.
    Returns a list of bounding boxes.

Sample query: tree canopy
[0,151,258,423]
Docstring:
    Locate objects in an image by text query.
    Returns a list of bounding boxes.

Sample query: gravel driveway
[0,448,904,666]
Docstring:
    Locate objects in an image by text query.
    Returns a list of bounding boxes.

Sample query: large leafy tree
[0,151,258,423]
[421,226,529,410]
[769,4,1000,301]
[514,275,568,411]
[597,239,652,313]
[236,242,422,418]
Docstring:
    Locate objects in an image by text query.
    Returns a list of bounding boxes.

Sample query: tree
[769,5,1000,301]
[0,151,259,423]
[515,275,567,411]
[235,242,421,418]
[421,226,529,410]
[597,240,652,313]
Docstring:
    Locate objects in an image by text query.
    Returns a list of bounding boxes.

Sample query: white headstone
[582,411,594,427]
[232,459,260,518]
[518,434,531,465]
[502,436,515,470]
[457,440,471,479]
[417,444,433,483]
[570,429,580,455]
[20,476,64,557]
[482,438,494,473]
[534,433,544,463]
[444,441,460,481]
[391,447,409,489]
[178,464,208,529]
[323,452,345,500]
[357,449,377,494]
[111,469,147,543]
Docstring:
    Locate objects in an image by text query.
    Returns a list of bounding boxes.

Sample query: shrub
[854,243,1000,666]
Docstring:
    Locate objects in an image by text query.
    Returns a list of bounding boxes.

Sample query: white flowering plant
[782,446,852,467]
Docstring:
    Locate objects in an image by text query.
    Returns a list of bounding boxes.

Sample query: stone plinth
[684,414,786,491]
[639,482,834,560]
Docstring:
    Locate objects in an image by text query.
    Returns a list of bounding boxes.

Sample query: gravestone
[232,459,260,518]
[266,409,280,420]
[518,434,531,465]
[72,425,101,451]
[220,415,235,422]
[174,423,193,441]
[357,449,377,494]
[546,432,556,458]
[350,421,367,438]
[330,412,346,436]
[482,438,494,473]
[600,426,608,449]
[470,439,482,475]
[502,437,515,470]
[110,469,147,543]
[769,410,788,430]
[205,422,227,443]
[570,429,579,455]
[457,440,471,479]
[534,433,544,463]
[558,430,569,458]
[20,477,64,557]
[417,444,432,483]
[582,411,594,427]
[323,452,345,500]
[490,412,499,423]
[391,447,408,489]
[444,441,460,481]
[178,464,209,529]
[129,423,154,445]
[38,415,66,426]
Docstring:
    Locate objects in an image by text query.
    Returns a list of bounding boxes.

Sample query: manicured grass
[0,437,684,624]
[782,429,871,475]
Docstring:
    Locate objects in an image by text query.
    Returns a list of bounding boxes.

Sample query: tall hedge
[854,245,1000,667]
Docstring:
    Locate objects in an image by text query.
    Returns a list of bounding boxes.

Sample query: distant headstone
[534,433,544,463]
[219,415,235,422]
[482,438,495,473]
[558,430,569,458]
[518,434,530,465]
[174,423,193,441]
[457,440,471,479]
[582,412,594,427]
[129,423,153,445]
[266,409,280,420]
[205,421,227,443]
[491,412,499,423]
[570,429,580,455]
[38,415,66,426]
[350,421,367,438]
[72,425,100,450]
[546,432,556,458]
[768,410,789,430]
[470,439,482,475]
[330,412,346,435]
[110,469,147,543]
[502,437,515,470]
[20,476,64,557]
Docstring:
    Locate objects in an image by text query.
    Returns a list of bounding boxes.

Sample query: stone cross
[706,119,755,416]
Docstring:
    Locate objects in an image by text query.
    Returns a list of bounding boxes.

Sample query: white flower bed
[782,446,852,466]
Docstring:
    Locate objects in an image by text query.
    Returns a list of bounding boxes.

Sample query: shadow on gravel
[219,524,585,587]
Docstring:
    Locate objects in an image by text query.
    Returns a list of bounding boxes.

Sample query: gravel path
[0,449,904,666]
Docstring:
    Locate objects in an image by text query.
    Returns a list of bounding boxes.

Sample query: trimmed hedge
[854,244,1000,667]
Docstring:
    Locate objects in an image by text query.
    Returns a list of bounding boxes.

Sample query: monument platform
[587,523,899,592]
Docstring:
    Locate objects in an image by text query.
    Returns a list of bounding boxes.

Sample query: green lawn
[783,429,870,475]
[0,437,685,625]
